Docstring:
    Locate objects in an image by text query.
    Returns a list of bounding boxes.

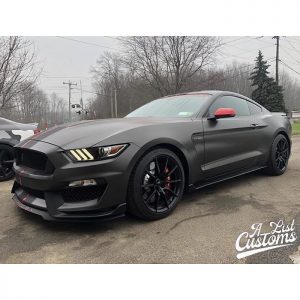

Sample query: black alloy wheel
[128,148,185,220]
[0,145,15,182]
[275,137,289,171]
[265,134,290,176]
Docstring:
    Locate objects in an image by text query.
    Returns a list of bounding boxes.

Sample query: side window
[209,96,250,117]
[248,101,262,115]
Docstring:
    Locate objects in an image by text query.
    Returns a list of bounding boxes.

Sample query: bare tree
[49,93,66,125]
[122,36,220,96]
[92,52,124,91]
[0,36,38,111]
[16,83,48,124]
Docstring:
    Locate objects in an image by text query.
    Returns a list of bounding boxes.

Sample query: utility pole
[63,80,77,122]
[80,80,84,120]
[114,89,118,118]
[110,89,114,118]
[273,36,280,84]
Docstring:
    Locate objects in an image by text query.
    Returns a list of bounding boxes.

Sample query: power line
[55,36,121,51]
[280,60,300,76]
[41,75,93,79]
[279,46,300,65]
[72,87,106,97]
[251,36,274,45]
[284,37,300,56]
[202,58,276,86]
[219,36,250,46]
[218,44,274,63]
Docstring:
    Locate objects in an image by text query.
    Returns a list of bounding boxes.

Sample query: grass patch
[292,122,300,135]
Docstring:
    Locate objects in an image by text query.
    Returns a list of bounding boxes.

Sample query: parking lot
[0,136,299,264]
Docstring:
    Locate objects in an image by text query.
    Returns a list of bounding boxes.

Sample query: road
[1,137,300,263]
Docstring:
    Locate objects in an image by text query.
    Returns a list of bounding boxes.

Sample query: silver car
[0,117,38,181]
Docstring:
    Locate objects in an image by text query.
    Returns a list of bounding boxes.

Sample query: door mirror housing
[213,108,236,119]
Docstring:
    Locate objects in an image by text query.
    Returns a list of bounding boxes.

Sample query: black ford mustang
[12,91,292,221]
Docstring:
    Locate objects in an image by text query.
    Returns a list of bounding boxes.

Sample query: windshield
[125,94,211,118]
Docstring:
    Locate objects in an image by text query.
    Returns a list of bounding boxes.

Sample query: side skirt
[189,166,267,192]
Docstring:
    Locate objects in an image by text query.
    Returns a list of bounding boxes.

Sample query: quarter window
[209,96,250,117]
[248,101,262,115]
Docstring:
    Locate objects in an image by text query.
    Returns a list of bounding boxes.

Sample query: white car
[0,117,38,181]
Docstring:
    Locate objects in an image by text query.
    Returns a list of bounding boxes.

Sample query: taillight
[34,128,41,135]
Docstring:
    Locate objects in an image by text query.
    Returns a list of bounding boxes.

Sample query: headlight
[68,144,128,162]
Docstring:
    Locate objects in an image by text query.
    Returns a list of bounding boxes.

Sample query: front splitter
[12,194,127,223]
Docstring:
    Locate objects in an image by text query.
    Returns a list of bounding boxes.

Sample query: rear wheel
[0,144,14,182]
[265,134,290,176]
[127,148,185,220]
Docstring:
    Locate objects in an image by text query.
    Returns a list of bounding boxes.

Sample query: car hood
[30,117,190,150]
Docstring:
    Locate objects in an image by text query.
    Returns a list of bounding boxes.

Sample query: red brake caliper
[164,167,171,190]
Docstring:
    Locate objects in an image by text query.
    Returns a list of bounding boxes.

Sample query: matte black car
[11,91,292,221]
[0,117,37,182]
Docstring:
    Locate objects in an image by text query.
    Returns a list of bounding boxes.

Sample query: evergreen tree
[250,51,286,112]
[266,78,286,112]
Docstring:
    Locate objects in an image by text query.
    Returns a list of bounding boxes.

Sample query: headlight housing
[67,144,129,162]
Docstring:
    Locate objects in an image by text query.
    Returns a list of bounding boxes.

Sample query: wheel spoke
[145,190,156,203]
[164,156,169,171]
[160,189,170,208]
[164,179,182,184]
[155,157,161,175]
[145,169,156,179]
[141,183,155,188]
[155,191,159,212]
[164,187,178,197]
[167,165,177,177]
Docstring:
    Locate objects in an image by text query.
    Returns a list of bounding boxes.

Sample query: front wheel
[265,134,290,176]
[127,148,185,220]
[0,144,15,182]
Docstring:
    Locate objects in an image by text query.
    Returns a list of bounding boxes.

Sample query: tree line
[1,36,300,126]
[0,36,67,127]
[89,37,298,119]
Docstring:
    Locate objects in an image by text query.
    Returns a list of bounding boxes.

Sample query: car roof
[163,90,250,99]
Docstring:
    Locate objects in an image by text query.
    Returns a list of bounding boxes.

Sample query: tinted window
[209,96,250,117]
[248,101,262,115]
[126,94,211,118]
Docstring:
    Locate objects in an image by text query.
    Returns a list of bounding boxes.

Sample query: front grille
[15,148,54,174]
[61,185,106,202]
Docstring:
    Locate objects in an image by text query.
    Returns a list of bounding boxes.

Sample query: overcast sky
[27,36,300,105]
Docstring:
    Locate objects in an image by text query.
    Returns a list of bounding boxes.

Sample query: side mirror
[214,107,236,119]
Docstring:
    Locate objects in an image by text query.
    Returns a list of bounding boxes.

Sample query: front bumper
[12,189,127,222]
[12,139,140,221]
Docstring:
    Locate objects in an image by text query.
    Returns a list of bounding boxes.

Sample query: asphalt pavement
[1,137,300,263]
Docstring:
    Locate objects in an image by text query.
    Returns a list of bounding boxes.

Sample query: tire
[0,144,15,182]
[127,148,185,220]
[265,134,290,176]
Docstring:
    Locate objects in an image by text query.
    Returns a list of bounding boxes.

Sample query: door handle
[250,123,258,128]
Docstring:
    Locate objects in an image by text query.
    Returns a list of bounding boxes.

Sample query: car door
[247,100,270,164]
[202,95,262,179]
